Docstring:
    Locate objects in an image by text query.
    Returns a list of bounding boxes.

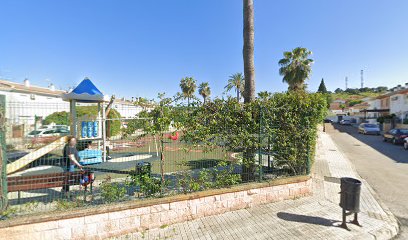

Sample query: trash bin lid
[341,177,362,185]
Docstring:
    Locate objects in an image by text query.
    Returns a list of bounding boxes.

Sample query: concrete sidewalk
[112,131,399,240]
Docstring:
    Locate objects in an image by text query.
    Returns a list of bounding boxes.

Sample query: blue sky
[0,0,407,100]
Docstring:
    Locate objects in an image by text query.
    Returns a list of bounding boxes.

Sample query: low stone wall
[0,176,311,240]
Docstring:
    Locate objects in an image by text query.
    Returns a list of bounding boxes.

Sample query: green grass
[109,139,233,175]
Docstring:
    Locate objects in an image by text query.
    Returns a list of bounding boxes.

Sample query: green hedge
[180,92,327,176]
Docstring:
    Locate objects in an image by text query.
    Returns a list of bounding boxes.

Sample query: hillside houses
[330,83,408,124]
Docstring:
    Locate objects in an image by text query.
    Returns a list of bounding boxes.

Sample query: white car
[27,128,70,138]
[404,137,408,150]
[358,123,380,135]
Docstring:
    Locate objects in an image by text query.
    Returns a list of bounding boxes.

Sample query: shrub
[55,199,81,210]
[181,92,327,177]
[176,162,241,193]
[99,176,126,203]
[128,167,166,197]
[0,207,17,220]
[176,171,201,194]
[212,161,241,188]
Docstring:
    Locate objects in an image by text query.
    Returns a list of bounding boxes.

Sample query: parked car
[383,128,408,144]
[358,123,380,135]
[27,128,70,138]
[27,129,51,138]
[53,125,70,130]
[404,137,408,150]
[340,120,351,125]
[324,119,333,123]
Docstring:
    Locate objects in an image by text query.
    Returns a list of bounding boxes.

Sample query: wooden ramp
[7,136,68,175]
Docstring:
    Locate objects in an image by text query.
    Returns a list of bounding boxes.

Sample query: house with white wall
[112,98,143,119]
[0,79,70,139]
[364,97,382,119]
[389,87,408,122]
[0,78,149,139]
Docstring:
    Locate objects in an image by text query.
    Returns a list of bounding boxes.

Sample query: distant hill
[329,87,387,107]
[331,92,382,102]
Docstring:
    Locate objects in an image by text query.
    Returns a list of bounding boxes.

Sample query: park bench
[78,149,103,165]
[7,170,94,203]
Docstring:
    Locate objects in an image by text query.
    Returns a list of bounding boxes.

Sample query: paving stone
[110,131,399,240]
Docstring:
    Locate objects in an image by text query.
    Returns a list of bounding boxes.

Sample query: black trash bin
[339,177,362,230]
[135,162,151,177]
[339,177,362,212]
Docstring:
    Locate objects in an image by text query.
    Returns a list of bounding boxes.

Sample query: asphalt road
[325,123,408,239]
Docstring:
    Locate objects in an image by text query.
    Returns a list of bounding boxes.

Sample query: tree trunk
[105,96,115,138]
[237,89,240,101]
[242,148,257,182]
[243,0,255,103]
[242,0,256,181]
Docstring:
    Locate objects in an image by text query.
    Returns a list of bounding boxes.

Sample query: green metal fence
[0,101,312,218]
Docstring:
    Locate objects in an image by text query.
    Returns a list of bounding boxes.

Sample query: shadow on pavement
[276,212,340,227]
[328,123,408,164]
[277,212,339,226]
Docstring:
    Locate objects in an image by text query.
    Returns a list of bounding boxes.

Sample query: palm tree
[225,73,245,101]
[179,77,197,106]
[278,47,314,91]
[243,0,255,103]
[198,82,211,104]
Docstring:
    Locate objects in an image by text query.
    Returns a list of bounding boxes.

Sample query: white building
[389,87,408,121]
[0,78,149,139]
[112,98,143,119]
[0,79,69,125]
[365,98,382,119]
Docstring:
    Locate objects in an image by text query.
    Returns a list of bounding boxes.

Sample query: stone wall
[0,176,311,240]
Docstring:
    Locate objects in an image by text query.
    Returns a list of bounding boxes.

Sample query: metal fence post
[0,95,8,211]
[306,124,311,175]
[258,105,263,182]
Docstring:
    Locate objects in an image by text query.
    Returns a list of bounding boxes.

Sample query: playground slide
[7,136,69,175]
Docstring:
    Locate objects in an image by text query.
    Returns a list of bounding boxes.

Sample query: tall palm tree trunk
[242,0,256,182]
[243,0,255,103]
[237,89,240,101]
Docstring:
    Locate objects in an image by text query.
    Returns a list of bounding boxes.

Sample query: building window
[391,96,399,101]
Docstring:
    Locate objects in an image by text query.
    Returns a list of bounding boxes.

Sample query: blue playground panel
[78,149,103,165]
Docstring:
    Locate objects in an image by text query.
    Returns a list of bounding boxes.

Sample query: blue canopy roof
[62,78,107,102]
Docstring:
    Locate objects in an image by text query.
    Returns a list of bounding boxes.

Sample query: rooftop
[0,79,65,97]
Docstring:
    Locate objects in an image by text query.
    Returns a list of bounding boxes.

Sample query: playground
[2,78,299,219]
[0,79,238,217]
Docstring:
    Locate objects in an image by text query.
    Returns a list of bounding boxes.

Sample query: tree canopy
[198,82,211,103]
[43,106,122,136]
[317,78,328,93]
[225,73,245,101]
[179,77,197,106]
[279,47,313,91]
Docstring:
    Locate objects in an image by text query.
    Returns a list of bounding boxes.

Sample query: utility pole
[345,77,348,90]
[361,70,364,89]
